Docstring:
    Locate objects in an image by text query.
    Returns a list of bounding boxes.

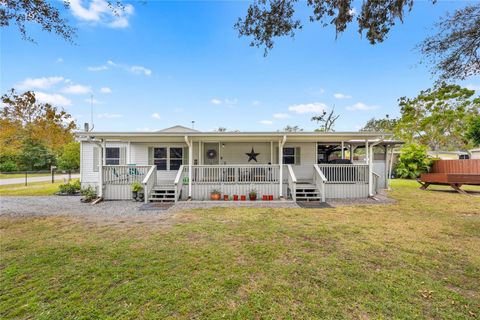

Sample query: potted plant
[262,195,268,201]
[80,186,97,203]
[233,195,239,201]
[210,189,221,201]
[223,194,229,201]
[249,189,257,201]
[241,195,246,201]
[131,181,143,201]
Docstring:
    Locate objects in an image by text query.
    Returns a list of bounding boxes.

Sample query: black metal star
[246,147,260,162]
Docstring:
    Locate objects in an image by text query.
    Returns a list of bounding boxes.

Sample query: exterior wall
[283,142,317,181]
[325,183,369,199]
[372,160,388,189]
[181,183,279,200]
[471,150,480,159]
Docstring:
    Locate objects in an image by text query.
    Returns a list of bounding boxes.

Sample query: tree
[361,115,398,133]
[466,116,480,147]
[395,143,432,179]
[17,139,55,171]
[215,127,227,132]
[395,83,479,151]
[58,142,80,170]
[419,4,480,81]
[1,89,77,157]
[283,125,303,132]
[311,108,340,132]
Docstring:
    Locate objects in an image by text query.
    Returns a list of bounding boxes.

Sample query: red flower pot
[241,195,246,201]
[233,195,239,201]
[223,195,229,201]
[262,195,268,201]
[268,195,274,201]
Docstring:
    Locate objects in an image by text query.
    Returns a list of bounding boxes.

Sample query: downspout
[184,135,193,200]
[368,137,384,197]
[90,138,104,198]
[278,135,287,198]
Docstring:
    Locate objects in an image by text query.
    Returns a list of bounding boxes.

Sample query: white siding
[80,141,99,187]
[284,142,317,181]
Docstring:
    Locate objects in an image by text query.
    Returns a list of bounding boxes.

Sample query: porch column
[365,140,369,163]
[341,141,345,159]
[278,135,287,198]
[349,145,354,161]
[102,139,106,165]
[185,136,193,199]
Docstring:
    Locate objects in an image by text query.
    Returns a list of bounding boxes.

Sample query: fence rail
[316,164,368,183]
[190,165,280,184]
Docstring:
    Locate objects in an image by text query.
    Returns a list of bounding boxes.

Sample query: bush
[395,144,433,179]
[0,161,17,172]
[58,179,81,195]
[80,186,97,201]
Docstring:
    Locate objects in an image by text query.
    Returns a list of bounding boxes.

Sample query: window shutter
[119,147,127,165]
[148,147,153,165]
[93,146,99,172]
[295,147,301,165]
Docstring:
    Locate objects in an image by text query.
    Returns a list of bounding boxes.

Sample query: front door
[204,143,219,165]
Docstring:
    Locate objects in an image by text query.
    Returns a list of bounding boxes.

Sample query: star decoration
[246,147,260,162]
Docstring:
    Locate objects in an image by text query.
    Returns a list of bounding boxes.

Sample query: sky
[1,0,479,132]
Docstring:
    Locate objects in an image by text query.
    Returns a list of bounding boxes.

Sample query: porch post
[349,144,354,161]
[102,139,106,165]
[278,135,287,198]
[341,141,345,159]
[185,136,193,199]
[368,143,373,196]
[365,140,369,163]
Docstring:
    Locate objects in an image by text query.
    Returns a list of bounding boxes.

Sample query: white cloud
[210,98,222,105]
[61,84,91,95]
[97,112,123,119]
[349,8,357,16]
[273,113,290,119]
[151,113,161,120]
[210,98,238,106]
[16,76,64,90]
[224,98,238,105]
[69,0,134,29]
[87,60,152,76]
[252,100,260,106]
[466,84,480,91]
[260,120,273,125]
[288,102,327,114]
[346,102,379,111]
[333,93,352,99]
[100,87,112,93]
[130,65,152,76]
[35,92,72,106]
[85,98,103,105]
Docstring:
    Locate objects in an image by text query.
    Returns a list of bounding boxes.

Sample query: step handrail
[313,164,327,202]
[142,165,157,203]
[174,165,186,202]
[286,164,297,201]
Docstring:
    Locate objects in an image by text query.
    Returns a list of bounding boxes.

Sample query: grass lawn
[1,180,479,319]
[0,181,63,196]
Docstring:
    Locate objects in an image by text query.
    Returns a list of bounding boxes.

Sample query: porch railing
[174,165,187,202]
[372,172,380,195]
[286,164,297,201]
[190,165,280,183]
[142,165,157,203]
[316,164,368,183]
[313,164,327,202]
[103,165,151,185]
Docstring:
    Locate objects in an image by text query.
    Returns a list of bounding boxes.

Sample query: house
[469,148,480,159]
[75,125,402,203]
[427,150,470,160]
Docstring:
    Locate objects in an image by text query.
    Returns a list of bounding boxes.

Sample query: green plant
[0,161,17,172]
[210,189,221,195]
[58,179,81,195]
[80,186,97,201]
[131,181,143,192]
[249,189,257,197]
[395,144,433,179]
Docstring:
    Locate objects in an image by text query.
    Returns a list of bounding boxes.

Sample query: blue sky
[1,0,479,132]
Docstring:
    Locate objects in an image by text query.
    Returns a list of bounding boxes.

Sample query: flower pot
[241,195,246,201]
[138,192,144,201]
[262,195,268,201]
[211,193,221,201]
[268,195,273,201]
[223,195,229,201]
[233,195,239,201]
[249,195,257,201]
[132,191,138,201]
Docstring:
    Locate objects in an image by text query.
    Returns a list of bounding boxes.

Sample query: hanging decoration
[245,147,260,162]
[206,149,217,160]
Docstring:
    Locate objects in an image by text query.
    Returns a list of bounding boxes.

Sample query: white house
[75,125,402,203]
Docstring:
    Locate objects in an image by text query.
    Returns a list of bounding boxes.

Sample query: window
[170,147,183,170]
[153,148,167,170]
[105,147,120,165]
[283,148,295,164]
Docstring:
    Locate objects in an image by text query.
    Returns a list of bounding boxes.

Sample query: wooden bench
[418,159,480,194]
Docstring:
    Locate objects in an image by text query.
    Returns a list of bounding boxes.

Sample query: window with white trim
[283,147,295,164]
[105,147,120,165]
[153,147,167,170]
[170,147,183,170]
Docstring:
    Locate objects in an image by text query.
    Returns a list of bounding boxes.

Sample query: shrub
[58,179,81,195]
[80,186,97,201]
[131,181,143,192]
[0,161,17,172]
[395,143,433,179]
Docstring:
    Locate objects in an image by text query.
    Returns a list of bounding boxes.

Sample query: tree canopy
[311,109,339,132]
[361,115,398,133]
[466,116,480,147]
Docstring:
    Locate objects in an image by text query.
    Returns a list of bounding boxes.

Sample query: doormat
[296,201,332,208]
[139,203,174,211]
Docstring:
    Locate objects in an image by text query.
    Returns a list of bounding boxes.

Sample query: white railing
[286,164,297,201]
[372,172,380,195]
[313,164,327,202]
[174,165,187,202]
[190,165,280,183]
[103,165,151,185]
[142,165,157,203]
[316,164,368,183]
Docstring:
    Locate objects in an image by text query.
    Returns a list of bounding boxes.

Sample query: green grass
[0,181,63,196]
[1,180,479,319]
[0,173,51,179]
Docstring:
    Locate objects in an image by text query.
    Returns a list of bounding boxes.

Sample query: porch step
[149,185,176,203]
[295,183,322,202]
